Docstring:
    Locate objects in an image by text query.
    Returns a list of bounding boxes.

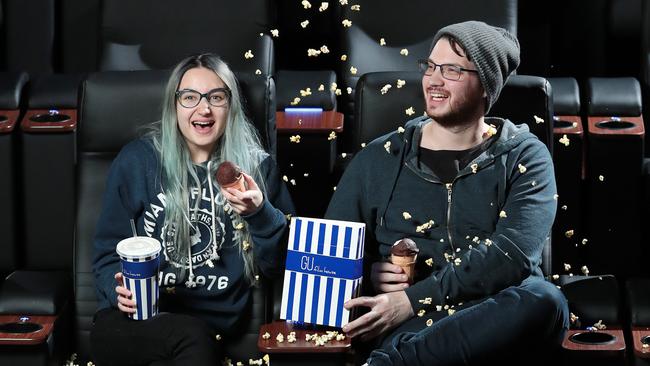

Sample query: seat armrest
[0,270,72,315]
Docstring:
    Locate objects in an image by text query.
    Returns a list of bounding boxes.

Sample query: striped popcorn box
[280,217,365,327]
[116,237,162,320]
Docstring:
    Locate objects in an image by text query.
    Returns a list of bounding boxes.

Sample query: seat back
[353,71,554,274]
[98,0,276,75]
[74,69,275,360]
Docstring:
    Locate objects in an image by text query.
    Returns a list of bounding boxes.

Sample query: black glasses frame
[417,59,478,81]
[175,87,232,108]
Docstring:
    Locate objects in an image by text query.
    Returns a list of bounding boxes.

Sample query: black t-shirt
[419,137,495,183]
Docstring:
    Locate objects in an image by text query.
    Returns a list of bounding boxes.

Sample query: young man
[326,21,569,365]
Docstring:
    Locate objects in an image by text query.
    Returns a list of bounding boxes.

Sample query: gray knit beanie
[430,20,520,113]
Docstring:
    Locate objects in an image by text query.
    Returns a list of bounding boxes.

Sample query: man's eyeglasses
[417,59,478,81]
[175,88,231,108]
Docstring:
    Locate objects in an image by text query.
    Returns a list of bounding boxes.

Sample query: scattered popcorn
[346,87,352,94]
[339,0,348,4]
[270,29,279,37]
[581,266,590,275]
[472,236,480,243]
[341,153,347,158]
[425,258,434,267]
[534,115,544,124]
[289,135,301,143]
[242,240,251,251]
[255,274,260,282]
[426,319,434,326]
[287,332,297,343]
[564,263,571,271]
[400,48,409,56]
[384,141,391,153]
[320,45,330,54]
[215,334,222,341]
[397,126,405,133]
[303,173,309,177]
[290,179,296,186]
[565,230,574,238]
[244,50,254,59]
[448,309,456,315]
[598,175,604,182]
[419,297,433,305]
[350,66,358,75]
[235,222,245,230]
[559,134,570,146]
[307,48,321,57]
[499,210,507,218]
[380,38,386,46]
[380,84,392,94]
[553,194,559,200]
[290,97,301,106]
[471,163,478,173]
[396,79,406,88]
[249,358,263,365]
[581,238,588,245]
[340,54,347,61]
[328,131,337,140]
[454,258,462,266]
[318,2,329,11]
[561,205,568,210]
[262,354,270,365]
[361,142,366,148]
[405,107,415,116]
[593,320,606,330]
[484,238,493,246]
[336,333,345,341]
[644,343,649,349]
[255,69,262,75]
[300,88,312,97]
[276,333,284,342]
[417,309,426,317]
[282,175,288,182]
[518,164,527,173]
[318,84,325,91]
[351,4,360,10]
[335,88,342,95]
[531,180,537,186]
[416,220,435,233]
[485,124,498,137]
[552,274,559,280]
[570,312,579,323]
[301,20,310,28]
[342,19,352,27]
[402,212,412,220]
[302,0,312,9]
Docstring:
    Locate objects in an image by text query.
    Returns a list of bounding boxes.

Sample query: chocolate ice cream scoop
[391,238,419,257]
[216,161,244,189]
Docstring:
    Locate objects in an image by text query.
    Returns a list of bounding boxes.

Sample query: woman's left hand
[222,173,264,215]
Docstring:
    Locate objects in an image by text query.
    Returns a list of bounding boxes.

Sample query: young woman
[90,53,294,365]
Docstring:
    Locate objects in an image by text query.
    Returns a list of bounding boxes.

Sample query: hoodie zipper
[445,182,455,252]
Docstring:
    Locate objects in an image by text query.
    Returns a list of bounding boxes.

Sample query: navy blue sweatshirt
[326,117,557,314]
[93,138,295,332]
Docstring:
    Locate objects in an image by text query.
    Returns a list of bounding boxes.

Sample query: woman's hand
[114,272,136,314]
[222,173,264,215]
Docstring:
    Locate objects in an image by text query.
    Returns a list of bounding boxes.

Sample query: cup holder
[29,113,71,123]
[553,119,575,129]
[595,120,636,130]
[0,322,43,334]
[642,335,650,345]
[0,115,8,123]
[569,331,616,345]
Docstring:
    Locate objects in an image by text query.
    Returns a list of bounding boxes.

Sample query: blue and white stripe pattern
[280,217,365,328]
[120,254,161,320]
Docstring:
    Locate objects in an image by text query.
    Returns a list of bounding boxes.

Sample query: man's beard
[428,99,484,129]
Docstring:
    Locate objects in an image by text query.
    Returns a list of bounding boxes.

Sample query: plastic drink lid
[116,237,161,260]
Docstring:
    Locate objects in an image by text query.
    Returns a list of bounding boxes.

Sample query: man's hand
[371,261,410,293]
[341,291,414,341]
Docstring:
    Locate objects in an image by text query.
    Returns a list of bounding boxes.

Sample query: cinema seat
[73,69,278,364]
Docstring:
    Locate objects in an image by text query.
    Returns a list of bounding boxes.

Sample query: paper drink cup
[116,237,162,320]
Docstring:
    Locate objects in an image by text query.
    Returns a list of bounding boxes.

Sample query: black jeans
[368,278,569,366]
[90,308,222,366]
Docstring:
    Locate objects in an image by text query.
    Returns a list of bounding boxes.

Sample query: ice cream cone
[391,254,417,284]
[221,175,247,192]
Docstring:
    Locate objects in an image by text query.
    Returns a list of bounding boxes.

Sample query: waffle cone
[221,175,246,192]
[391,254,417,284]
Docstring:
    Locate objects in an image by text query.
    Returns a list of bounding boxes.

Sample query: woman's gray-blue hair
[149,53,267,283]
